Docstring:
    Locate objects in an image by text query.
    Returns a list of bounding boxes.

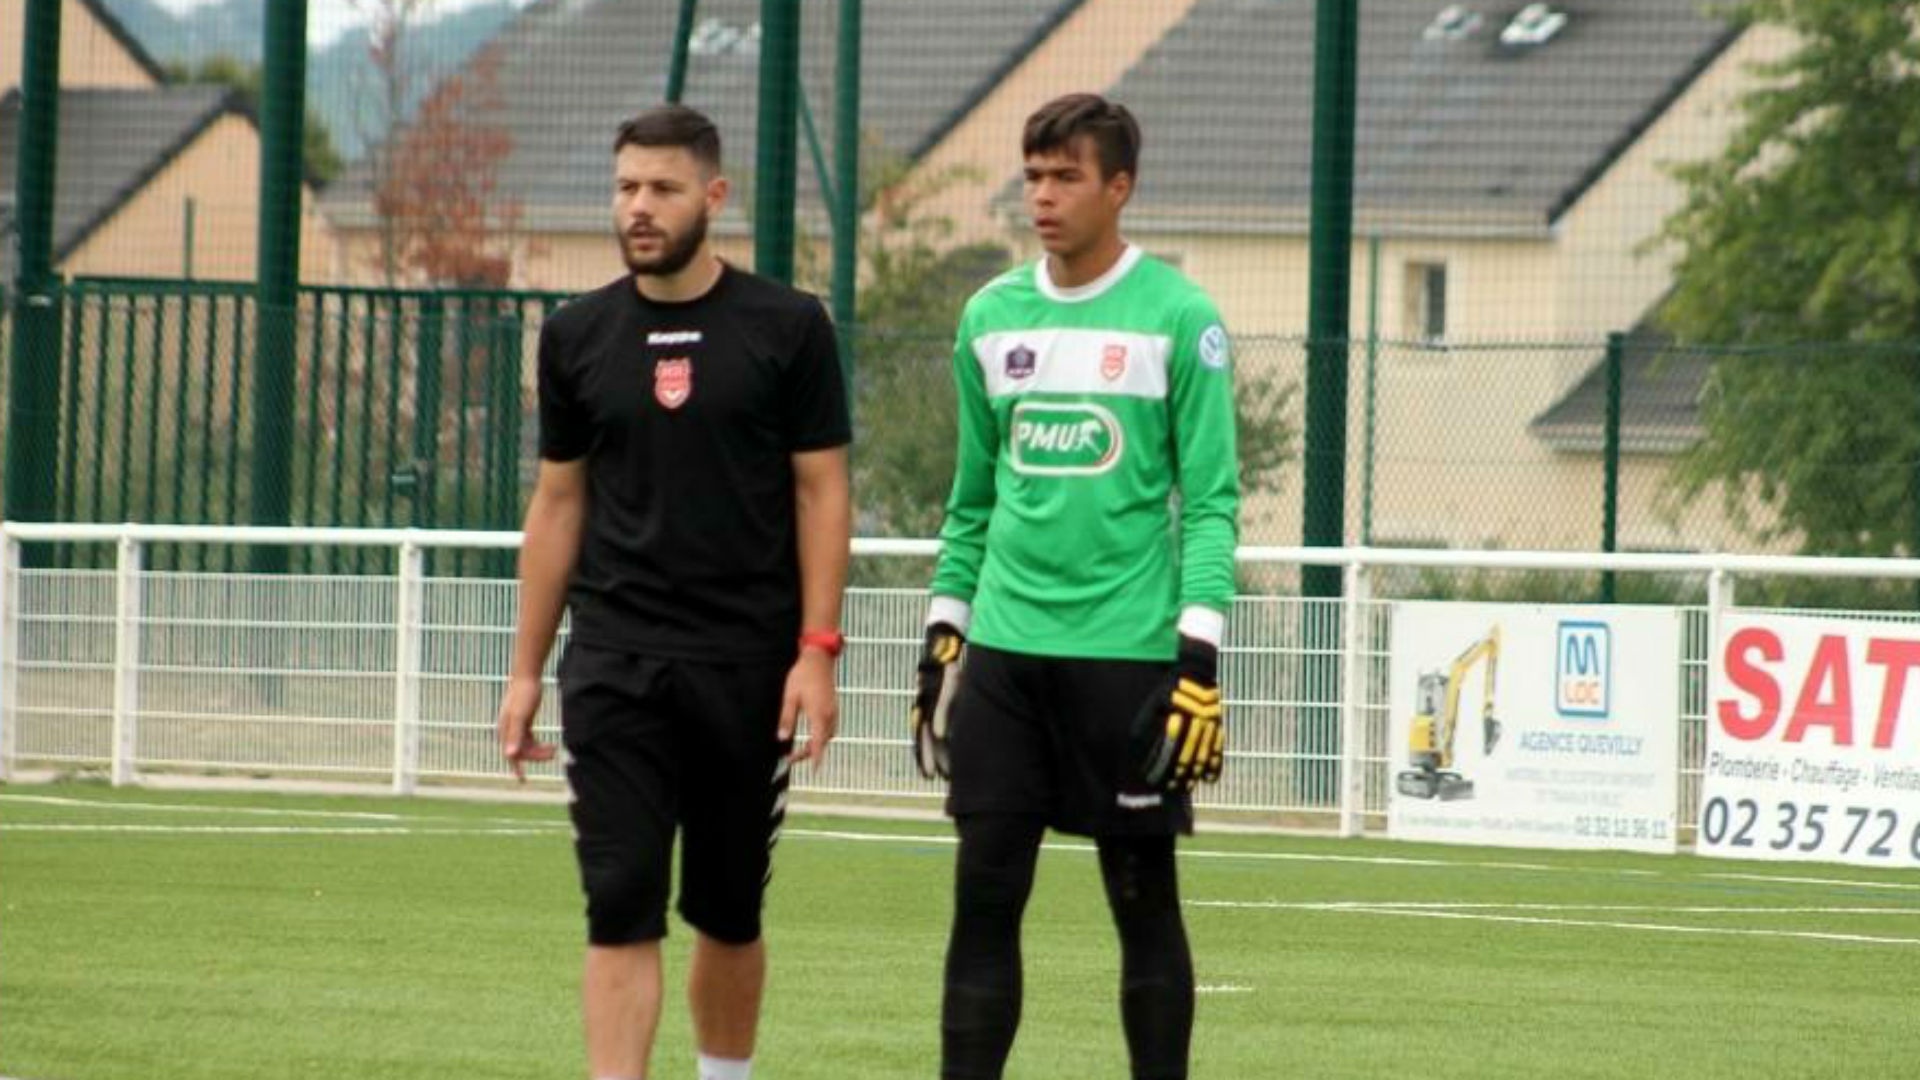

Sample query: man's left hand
[780,648,840,765]
[1133,636,1226,792]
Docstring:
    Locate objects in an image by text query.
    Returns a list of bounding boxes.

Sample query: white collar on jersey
[1036,243,1142,304]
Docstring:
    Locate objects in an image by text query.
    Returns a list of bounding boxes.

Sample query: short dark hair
[613,104,722,172]
[1021,93,1140,180]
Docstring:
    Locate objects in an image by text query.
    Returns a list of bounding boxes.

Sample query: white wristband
[926,595,973,634]
[1177,605,1225,648]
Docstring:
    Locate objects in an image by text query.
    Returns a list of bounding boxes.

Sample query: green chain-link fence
[8,0,1920,575]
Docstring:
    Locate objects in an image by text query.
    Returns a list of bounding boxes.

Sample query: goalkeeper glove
[1134,636,1226,792]
[910,622,966,780]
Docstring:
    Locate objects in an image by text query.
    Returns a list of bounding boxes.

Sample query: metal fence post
[393,538,425,794]
[830,0,863,393]
[1338,559,1371,837]
[1601,331,1624,603]
[112,533,143,786]
[0,532,19,780]
[5,0,64,533]
[1707,566,1734,666]
[666,0,699,103]
[754,0,802,283]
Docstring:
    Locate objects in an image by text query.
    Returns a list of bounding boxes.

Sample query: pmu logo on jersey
[1004,344,1036,380]
[1556,621,1611,718]
[654,358,692,409]
[1101,343,1128,381]
[1009,402,1123,476]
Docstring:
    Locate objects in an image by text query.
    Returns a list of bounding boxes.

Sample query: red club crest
[1101,343,1128,381]
[654,358,692,409]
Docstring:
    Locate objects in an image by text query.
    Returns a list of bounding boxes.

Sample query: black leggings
[941,815,1193,1080]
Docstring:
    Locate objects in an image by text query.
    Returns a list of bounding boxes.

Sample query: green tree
[841,159,1007,538]
[1656,0,1920,554]
[165,55,346,185]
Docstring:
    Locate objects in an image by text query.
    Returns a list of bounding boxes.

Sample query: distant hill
[99,0,264,62]
[98,0,523,164]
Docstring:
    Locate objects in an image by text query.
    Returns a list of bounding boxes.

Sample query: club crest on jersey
[654,358,692,409]
[1005,344,1036,380]
[1101,343,1128,381]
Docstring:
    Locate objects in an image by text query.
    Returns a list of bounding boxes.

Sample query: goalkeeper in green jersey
[910,92,1239,1080]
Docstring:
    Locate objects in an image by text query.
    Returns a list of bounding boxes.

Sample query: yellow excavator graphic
[1397,625,1501,801]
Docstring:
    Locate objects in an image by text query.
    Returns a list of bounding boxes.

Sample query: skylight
[1423,5,1484,42]
[689,17,761,58]
[1500,3,1569,47]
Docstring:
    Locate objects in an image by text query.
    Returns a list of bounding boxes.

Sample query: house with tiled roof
[320,0,1098,291]
[0,0,336,283]
[320,0,1790,551]
[1047,0,1788,551]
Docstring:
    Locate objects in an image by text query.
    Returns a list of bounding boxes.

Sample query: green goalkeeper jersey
[930,245,1239,660]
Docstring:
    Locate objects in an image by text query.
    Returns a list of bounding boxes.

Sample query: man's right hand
[496,676,556,782]
[910,623,966,780]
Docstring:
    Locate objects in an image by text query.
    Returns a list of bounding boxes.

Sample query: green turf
[3,781,1918,1079]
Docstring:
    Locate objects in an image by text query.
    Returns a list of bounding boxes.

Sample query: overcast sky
[146,0,528,47]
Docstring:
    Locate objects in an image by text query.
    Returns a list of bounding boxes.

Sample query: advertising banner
[1388,602,1680,852]
[1701,612,1920,868]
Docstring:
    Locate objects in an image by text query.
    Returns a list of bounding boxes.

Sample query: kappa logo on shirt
[654,358,692,409]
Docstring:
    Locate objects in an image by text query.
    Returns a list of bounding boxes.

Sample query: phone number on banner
[1572,815,1672,843]
[1698,797,1920,864]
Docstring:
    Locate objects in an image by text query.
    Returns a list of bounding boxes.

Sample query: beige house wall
[61,115,336,282]
[907,0,1206,245]
[325,223,755,294]
[1551,27,1793,360]
[1110,225,1779,551]
[0,0,157,91]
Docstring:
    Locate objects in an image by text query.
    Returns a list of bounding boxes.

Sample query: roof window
[1499,3,1568,47]
[1423,5,1483,42]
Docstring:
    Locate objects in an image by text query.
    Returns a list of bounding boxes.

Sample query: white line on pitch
[1188,900,1920,916]
[784,827,1579,873]
[0,793,408,820]
[1705,871,1920,892]
[1188,900,1920,946]
[0,792,560,828]
[0,824,560,836]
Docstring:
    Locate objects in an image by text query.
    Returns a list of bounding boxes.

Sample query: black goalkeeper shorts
[558,643,792,946]
[945,643,1191,837]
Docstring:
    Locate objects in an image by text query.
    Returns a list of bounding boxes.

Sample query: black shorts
[558,643,791,946]
[945,643,1191,837]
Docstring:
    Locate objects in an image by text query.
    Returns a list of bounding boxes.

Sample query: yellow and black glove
[1134,636,1226,792]
[910,622,966,780]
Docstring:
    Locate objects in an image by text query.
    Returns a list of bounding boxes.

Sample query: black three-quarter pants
[945,643,1192,837]
[558,643,792,945]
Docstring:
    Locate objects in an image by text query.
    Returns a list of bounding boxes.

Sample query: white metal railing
[6,522,1920,837]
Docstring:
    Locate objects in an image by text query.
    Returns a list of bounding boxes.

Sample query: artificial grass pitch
[2,782,1918,1079]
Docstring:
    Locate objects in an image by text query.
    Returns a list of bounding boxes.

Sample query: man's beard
[620,210,709,277]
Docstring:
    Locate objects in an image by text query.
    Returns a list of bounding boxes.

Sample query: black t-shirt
[537,265,851,661]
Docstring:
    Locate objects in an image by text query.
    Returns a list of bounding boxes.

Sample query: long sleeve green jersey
[929,246,1239,661]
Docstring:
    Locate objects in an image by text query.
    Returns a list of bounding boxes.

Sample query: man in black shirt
[495,104,851,1080]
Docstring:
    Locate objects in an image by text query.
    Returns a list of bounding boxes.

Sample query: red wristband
[799,629,845,658]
